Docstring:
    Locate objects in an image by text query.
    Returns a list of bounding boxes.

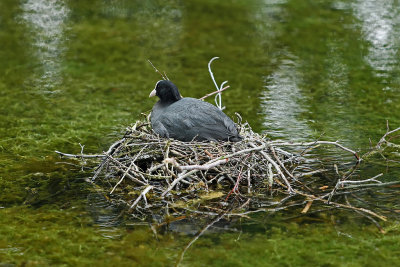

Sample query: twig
[301,199,313,214]
[176,212,226,266]
[147,59,168,80]
[130,185,153,209]
[55,151,105,158]
[199,85,230,101]
[110,145,148,194]
[339,173,383,185]
[91,138,125,182]
[338,180,400,190]
[344,195,385,233]
[273,140,360,161]
[161,144,268,196]
[249,143,293,193]
[164,158,229,171]
[106,154,147,186]
[207,57,228,110]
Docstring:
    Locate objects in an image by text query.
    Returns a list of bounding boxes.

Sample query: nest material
[93,120,301,217]
[56,118,400,227]
[59,118,398,224]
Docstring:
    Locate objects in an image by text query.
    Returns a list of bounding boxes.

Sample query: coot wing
[153,98,240,141]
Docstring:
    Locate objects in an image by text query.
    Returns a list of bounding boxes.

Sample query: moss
[2,206,399,266]
[0,0,399,266]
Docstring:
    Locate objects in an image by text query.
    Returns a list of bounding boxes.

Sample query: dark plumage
[149,80,242,142]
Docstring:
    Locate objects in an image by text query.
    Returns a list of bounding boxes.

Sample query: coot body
[149,80,242,142]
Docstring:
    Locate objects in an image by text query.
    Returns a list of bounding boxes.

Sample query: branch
[272,140,360,161]
[55,151,105,158]
[129,185,153,209]
[199,85,230,101]
[176,213,226,266]
[249,143,293,193]
[163,157,229,171]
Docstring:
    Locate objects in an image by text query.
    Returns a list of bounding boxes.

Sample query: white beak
[149,89,156,97]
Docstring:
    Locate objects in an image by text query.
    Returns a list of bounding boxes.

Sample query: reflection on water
[353,0,399,79]
[261,53,312,141]
[322,43,355,146]
[21,0,69,92]
[101,0,130,18]
[258,0,315,141]
[325,44,349,97]
[87,193,123,239]
[101,0,183,48]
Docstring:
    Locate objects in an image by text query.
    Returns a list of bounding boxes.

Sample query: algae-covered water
[1,0,400,266]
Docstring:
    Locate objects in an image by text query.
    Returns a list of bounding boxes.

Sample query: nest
[56,118,400,228]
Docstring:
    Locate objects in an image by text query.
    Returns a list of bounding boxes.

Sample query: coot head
[149,80,182,104]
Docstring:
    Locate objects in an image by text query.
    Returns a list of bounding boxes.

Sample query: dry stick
[294,189,387,221]
[338,180,400,190]
[130,185,154,209]
[226,154,252,200]
[110,145,148,194]
[162,144,268,197]
[161,169,192,197]
[207,56,227,110]
[349,192,398,214]
[269,144,296,181]
[247,169,251,194]
[377,126,400,148]
[301,199,314,214]
[161,170,195,197]
[55,151,105,158]
[327,167,344,204]
[147,59,168,80]
[181,159,228,170]
[199,85,230,101]
[327,161,362,203]
[105,154,147,186]
[344,195,385,233]
[91,138,126,182]
[295,169,327,178]
[273,140,360,161]
[164,157,229,171]
[232,202,308,216]
[148,163,164,173]
[363,126,400,158]
[175,212,226,267]
[249,143,293,193]
[339,173,383,185]
[110,160,136,194]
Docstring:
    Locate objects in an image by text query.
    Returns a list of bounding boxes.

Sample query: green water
[1,0,400,266]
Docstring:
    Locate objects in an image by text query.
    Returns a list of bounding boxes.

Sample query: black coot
[149,80,242,142]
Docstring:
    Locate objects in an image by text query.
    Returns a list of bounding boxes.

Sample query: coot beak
[149,89,156,97]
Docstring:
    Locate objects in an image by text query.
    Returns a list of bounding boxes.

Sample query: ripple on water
[353,0,400,79]
[86,193,124,239]
[21,0,69,92]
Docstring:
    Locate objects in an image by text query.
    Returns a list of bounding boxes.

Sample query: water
[1,0,400,265]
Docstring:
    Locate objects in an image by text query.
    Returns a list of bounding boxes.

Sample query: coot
[149,80,242,142]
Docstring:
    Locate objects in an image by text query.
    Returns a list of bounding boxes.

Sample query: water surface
[1,0,400,265]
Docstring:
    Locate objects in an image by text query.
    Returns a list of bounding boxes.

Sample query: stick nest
[56,118,400,227]
[59,117,397,225]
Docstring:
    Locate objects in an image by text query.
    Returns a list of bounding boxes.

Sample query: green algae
[0,0,400,265]
[1,206,400,266]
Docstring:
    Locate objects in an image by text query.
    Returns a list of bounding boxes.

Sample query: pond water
[1,0,400,266]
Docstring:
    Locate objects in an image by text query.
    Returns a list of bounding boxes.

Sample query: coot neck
[157,97,181,107]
